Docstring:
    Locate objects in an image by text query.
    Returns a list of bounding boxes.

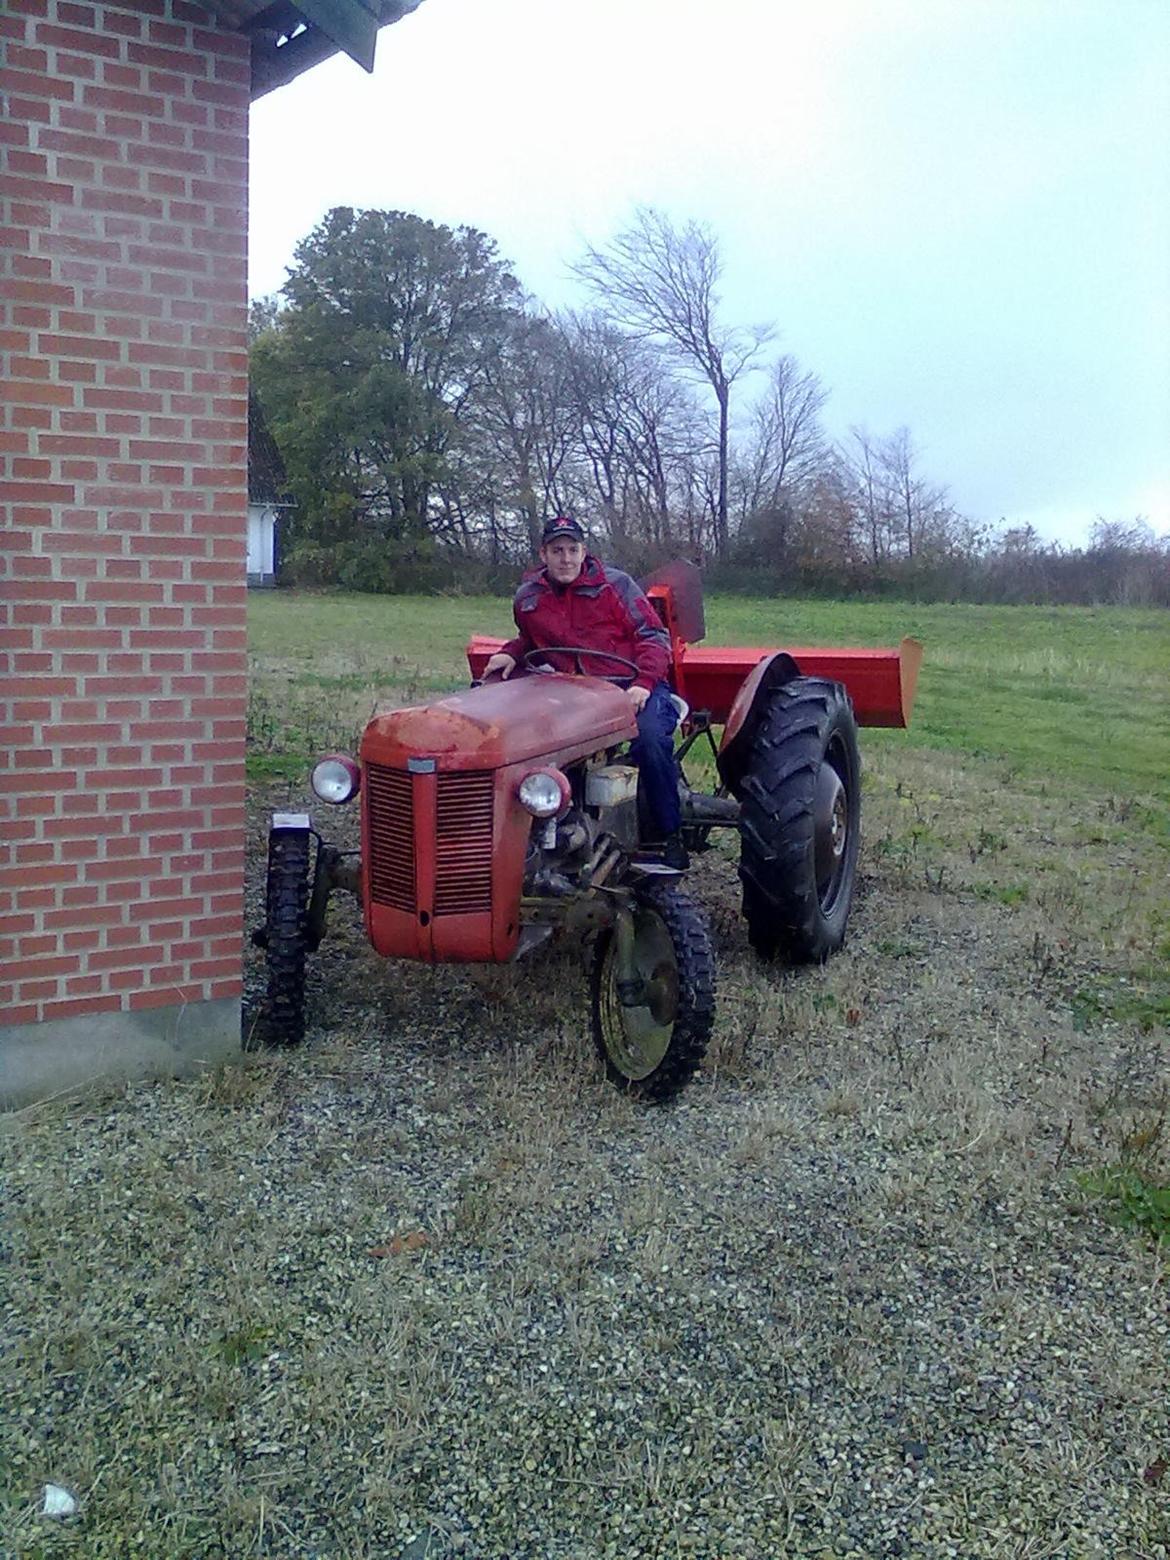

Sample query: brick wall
[1,0,250,1087]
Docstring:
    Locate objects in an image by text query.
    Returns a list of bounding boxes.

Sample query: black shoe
[630,833,690,875]
[661,832,690,872]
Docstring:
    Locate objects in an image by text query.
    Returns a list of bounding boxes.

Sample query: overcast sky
[249,0,1170,546]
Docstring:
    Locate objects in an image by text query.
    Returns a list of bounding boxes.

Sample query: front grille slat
[366,764,494,918]
[366,765,415,911]
[434,771,493,916]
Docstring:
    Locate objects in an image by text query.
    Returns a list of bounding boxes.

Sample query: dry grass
[5,673,1170,1556]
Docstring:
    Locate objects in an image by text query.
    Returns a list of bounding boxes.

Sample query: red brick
[104,10,143,38]
[4,67,76,100]
[129,983,204,1010]
[82,83,159,116]
[62,928,105,952]
[128,40,204,74]
[8,174,79,208]
[17,935,60,958]
[41,994,124,1022]
[9,380,76,406]
[59,974,105,996]
[17,981,63,1003]
[10,674,80,699]
[43,903,125,930]
[10,352,53,380]
[0,1004,39,1025]
[184,956,239,981]
[105,966,145,990]
[84,942,161,967]
[13,953,79,979]
[0,914,41,938]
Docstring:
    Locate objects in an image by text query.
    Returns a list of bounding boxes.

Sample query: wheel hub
[600,911,680,1080]
[814,762,848,899]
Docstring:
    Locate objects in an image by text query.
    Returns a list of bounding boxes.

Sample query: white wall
[247,503,276,578]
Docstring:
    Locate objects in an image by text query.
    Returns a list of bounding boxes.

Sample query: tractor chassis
[254,684,852,1067]
[519,888,678,1013]
[255,781,744,968]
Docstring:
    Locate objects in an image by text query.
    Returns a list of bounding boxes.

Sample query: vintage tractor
[256,564,921,1101]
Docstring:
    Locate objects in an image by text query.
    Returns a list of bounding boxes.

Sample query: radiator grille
[434,771,494,916]
[366,765,494,917]
[366,765,415,911]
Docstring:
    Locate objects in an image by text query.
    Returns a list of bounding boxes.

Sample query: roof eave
[202,0,420,100]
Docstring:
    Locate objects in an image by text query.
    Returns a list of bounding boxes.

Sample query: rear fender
[715,652,802,795]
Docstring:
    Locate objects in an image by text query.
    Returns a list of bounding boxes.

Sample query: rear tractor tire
[590,879,715,1103]
[737,677,861,963]
[263,827,311,1047]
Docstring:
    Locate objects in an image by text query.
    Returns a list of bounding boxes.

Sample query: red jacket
[500,554,671,692]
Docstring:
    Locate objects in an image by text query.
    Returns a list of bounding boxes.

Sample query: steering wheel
[521,646,640,681]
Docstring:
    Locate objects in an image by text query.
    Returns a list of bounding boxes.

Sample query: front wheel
[263,828,311,1046]
[737,677,861,963]
[590,881,715,1103]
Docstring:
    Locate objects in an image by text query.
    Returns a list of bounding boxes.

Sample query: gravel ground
[3,749,1169,1559]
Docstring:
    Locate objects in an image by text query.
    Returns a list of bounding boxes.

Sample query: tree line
[249,206,1168,605]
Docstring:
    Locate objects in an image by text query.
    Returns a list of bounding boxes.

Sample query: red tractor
[257,565,921,1101]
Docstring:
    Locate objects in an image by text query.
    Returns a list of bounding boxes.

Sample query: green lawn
[708,596,1169,801]
[248,591,1170,807]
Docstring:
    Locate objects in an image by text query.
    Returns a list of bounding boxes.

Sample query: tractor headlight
[311,753,361,804]
[518,768,570,818]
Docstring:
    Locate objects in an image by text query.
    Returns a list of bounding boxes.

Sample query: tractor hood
[361,674,638,773]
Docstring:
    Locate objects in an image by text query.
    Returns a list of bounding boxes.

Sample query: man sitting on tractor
[483,516,688,871]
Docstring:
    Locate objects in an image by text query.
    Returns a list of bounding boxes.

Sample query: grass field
[246,591,1170,802]
[4,590,1169,1559]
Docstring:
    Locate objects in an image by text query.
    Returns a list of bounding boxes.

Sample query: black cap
[540,515,585,546]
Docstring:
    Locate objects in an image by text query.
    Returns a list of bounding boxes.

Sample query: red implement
[466,634,923,729]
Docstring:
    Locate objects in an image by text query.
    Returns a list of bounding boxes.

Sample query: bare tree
[732,354,830,559]
[560,313,628,524]
[880,425,950,559]
[1089,515,1157,553]
[839,423,957,567]
[840,425,891,565]
[559,311,706,560]
[472,311,579,555]
[746,355,829,509]
[573,206,772,557]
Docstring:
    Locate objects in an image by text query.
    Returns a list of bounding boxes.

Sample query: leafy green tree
[247,294,280,342]
[251,207,522,547]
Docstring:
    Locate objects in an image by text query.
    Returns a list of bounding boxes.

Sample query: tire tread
[591,879,716,1103]
[265,830,310,1047]
[736,678,861,963]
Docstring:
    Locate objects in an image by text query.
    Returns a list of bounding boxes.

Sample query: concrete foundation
[0,998,242,1109]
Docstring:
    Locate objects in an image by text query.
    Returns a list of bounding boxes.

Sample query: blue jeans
[628,682,681,838]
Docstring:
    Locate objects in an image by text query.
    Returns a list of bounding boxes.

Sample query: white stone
[42,1485,76,1518]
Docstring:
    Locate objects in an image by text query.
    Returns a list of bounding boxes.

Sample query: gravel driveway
[4,752,1168,1559]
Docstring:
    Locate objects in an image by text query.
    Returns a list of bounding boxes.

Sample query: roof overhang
[203,0,421,99]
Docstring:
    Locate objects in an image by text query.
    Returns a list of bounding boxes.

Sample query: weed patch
[1076,1166,1170,1248]
[972,880,1030,906]
[1072,975,1170,1034]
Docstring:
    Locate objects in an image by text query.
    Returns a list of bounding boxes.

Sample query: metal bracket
[612,903,647,1008]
